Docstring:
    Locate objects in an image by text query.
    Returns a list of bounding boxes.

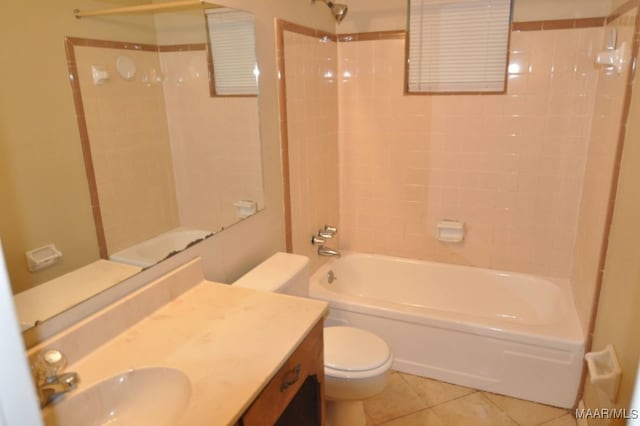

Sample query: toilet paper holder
[585,344,622,402]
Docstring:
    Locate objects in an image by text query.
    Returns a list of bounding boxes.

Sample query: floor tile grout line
[478,392,523,425]
[367,372,431,425]
[389,372,575,426]
[427,389,480,409]
[533,411,577,426]
[480,391,575,426]
[370,371,481,424]
[373,407,433,426]
[396,371,479,409]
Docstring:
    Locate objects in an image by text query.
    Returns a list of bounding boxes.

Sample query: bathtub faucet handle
[323,225,338,236]
[318,229,334,239]
[311,235,326,246]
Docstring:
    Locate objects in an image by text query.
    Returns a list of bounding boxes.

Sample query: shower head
[314,0,348,23]
[328,1,348,22]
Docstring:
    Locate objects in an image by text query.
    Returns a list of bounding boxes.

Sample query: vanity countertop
[53,271,328,425]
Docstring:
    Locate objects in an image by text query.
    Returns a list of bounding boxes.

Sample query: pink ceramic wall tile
[285,31,340,273]
[76,47,180,254]
[339,26,605,277]
[160,50,263,232]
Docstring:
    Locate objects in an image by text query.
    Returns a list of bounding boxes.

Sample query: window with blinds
[206,8,258,96]
[407,0,512,93]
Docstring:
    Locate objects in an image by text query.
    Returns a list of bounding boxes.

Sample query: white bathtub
[310,252,584,408]
[109,227,213,268]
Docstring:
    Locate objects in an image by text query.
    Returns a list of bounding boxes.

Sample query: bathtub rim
[310,251,584,353]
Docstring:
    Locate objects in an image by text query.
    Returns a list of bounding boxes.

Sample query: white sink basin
[42,367,191,426]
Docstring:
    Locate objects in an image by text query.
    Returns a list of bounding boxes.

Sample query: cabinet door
[275,375,321,426]
[241,320,324,426]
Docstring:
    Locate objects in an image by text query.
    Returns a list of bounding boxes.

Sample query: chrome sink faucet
[33,349,79,407]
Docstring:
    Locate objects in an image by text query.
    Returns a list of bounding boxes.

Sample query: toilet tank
[233,252,310,297]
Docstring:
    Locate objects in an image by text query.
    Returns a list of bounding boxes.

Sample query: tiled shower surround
[283,29,340,272]
[338,26,604,278]
[282,12,640,337]
[161,49,263,232]
[75,46,180,254]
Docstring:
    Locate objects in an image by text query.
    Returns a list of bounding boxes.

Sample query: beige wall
[581,17,640,425]
[154,9,208,45]
[513,0,611,21]
[611,0,630,13]
[284,30,340,273]
[339,27,602,276]
[336,0,612,33]
[0,1,159,294]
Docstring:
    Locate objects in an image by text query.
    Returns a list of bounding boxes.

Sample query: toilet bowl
[324,326,393,425]
[233,252,393,426]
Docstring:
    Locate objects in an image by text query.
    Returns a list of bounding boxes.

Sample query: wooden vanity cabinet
[240,319,325,426]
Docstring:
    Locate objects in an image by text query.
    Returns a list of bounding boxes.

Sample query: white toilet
[233,252,393,426]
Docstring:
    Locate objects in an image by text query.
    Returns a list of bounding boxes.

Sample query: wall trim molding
[279,20,336,42]
[282,16,610,45]
[512,17,605,31]
[335,17,607,43]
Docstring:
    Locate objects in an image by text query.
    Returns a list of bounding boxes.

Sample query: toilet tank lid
[324,326,392,372]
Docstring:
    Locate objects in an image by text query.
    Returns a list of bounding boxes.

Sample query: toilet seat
[324,326,393,379]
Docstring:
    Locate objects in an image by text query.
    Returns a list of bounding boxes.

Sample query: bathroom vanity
[30,258,328,426]
[241,320,324,426]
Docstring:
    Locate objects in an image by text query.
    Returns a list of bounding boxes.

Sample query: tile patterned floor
[363,372,578,426]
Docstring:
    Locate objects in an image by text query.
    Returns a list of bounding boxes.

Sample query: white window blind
[206,8,258,96]
[407,0,512,93]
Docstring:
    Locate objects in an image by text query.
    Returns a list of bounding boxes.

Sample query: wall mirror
[0,2,264,333]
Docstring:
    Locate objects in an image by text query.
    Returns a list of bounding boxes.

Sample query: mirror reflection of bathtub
[109,228,213,269]
[311,252,584,408]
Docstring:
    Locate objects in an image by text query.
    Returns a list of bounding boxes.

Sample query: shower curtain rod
[74,0,221,18]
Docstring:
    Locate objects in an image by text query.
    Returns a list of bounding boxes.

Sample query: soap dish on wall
[436,219,465,243]
[25,244,62,272]
[234,200,258,218]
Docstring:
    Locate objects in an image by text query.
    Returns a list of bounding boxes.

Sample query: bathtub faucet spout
[318,245,341,258]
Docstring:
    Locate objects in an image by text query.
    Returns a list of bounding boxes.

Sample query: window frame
[405,0,513,95]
